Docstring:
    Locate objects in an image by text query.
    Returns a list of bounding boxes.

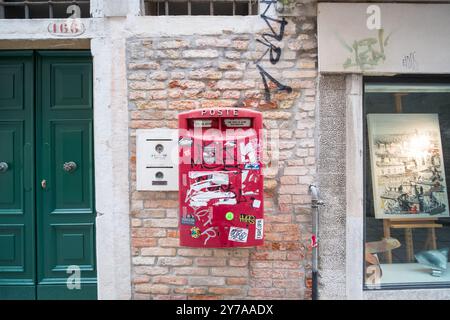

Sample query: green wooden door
[0,51,96,300]
[0,51,36,299]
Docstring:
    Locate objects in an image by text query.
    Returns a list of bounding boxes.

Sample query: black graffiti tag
[255,0,292,102]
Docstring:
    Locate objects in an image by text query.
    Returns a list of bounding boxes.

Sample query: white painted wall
[318,3,450,74]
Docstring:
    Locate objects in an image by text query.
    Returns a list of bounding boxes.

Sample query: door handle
[41,179,47,189]
[0,162,8,173]
[63,161,77,173]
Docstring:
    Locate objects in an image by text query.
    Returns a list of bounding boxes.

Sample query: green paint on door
[0,51,96,300]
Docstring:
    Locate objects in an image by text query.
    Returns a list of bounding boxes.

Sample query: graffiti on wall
[402,51,419,71]
[255,0,292,102]
[339,29,392,71]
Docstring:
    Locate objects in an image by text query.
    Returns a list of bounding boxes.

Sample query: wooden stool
[383,218,442,263]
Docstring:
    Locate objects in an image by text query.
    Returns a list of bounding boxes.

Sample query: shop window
[0,0,90,19]
[144,0,259,16]
[364,77,450,289]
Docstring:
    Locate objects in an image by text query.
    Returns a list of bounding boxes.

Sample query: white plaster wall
[345,74,364,300]
[91,26,132,299]
[318,3,450,74]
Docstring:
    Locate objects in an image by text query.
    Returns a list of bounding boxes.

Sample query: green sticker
[225,212,234,221]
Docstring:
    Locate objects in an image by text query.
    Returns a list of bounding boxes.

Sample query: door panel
[36,52,96,299]
[0,64,25,110]
[52,120,94,211]
[0,52,35,299]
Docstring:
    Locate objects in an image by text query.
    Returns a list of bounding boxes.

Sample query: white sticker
[253,199,261,208]
[255,219,264,240]
[228,227,249,243]
[193,119,212,128]
[224,118,251,127]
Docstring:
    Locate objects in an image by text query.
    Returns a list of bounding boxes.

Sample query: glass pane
[169,2,188,15]
[191,2,210,15]
[364,80,450,289]
[214,2,233,15]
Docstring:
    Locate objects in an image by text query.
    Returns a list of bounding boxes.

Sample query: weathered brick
[168,100,199,110]
[189,277,225,286]
[169,80,205,90]
[131,218,142,227]
[218,61,245,70]
[225,51,241,59]
[129,91,146,100]
[264,111,292,120]
[156,39,189,49]
[133,275,150,284]
[144,218,178,228]
[223,71,243,80]
[132,238,158,248]
[132,256,156,265]
[174,287,207,295]
[210,267,248,277]
[229,258,248,267]
[214,80,255,90]
[208,287,243,295]
[196,258,227,267]
[135,101,167,110]
[200,100,236,108]
[248,288,285,298]
[226,277,248,285]
[178,248,213,257]
[283,70,317,78]
[149,71,169,80]
[147,90,167,100]
[173,267,209,276]
[222,90,241,99]
[189,69,222,80]
[153,276,188,285]
[132,227,167,238]
[284,166,309,176]
[158,237,180,247]
[135,266,169,276]
[195,38,232,48]
[182,49,219,58]
[141,247,176,256]
[135,284,170,294]
[231,40,249,50]
[129,62,160,70]
[158,257,193,266]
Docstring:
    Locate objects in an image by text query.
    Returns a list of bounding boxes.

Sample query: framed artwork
[367,114,449,219]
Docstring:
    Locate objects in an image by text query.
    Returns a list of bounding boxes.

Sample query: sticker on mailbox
[255,219,264,240]
[228,227,249,243]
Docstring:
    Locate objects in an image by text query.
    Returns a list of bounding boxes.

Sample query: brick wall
[126,5,318,299]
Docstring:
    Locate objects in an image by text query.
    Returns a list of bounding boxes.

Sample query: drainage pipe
[309,184,324,300]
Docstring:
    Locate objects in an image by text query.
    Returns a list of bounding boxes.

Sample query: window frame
[363,75,450,291]
[0,0,91,19]
[143,0,260,16]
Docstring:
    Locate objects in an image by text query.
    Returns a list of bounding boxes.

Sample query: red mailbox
[178,108,264,247]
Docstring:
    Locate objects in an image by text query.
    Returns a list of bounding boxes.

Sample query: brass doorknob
[63,161,77,173]
[0,162,8,173]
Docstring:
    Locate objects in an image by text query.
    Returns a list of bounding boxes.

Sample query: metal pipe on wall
[309,184,324,300]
